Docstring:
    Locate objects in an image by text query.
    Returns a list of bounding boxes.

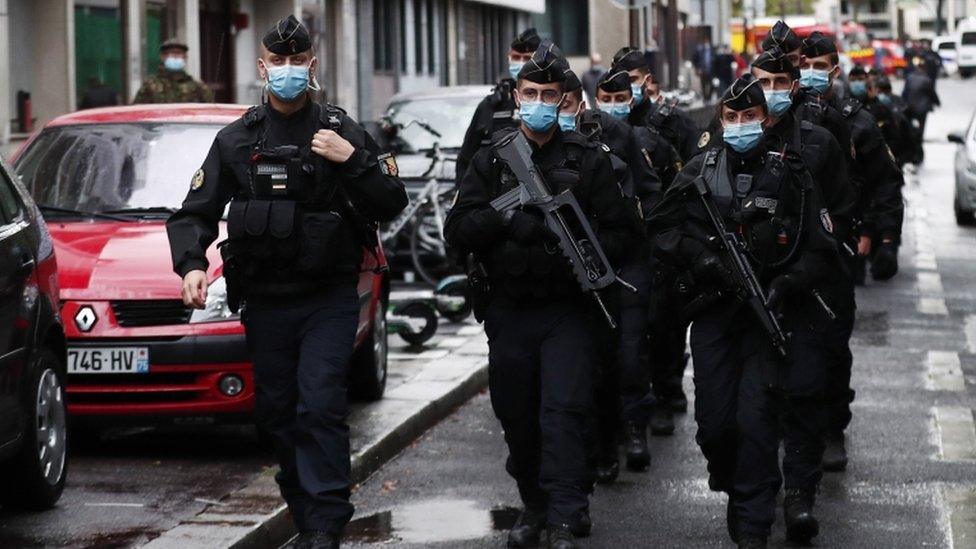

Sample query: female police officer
[651,74,840,549]
[166,15,407,549]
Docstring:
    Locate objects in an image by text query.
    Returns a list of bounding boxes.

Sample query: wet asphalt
[343,77,976,549]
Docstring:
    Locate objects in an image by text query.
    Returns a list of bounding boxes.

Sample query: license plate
[67,347,149,374]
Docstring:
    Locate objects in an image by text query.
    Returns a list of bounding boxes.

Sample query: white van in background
[957,17,976,78]
[933,35,958,75]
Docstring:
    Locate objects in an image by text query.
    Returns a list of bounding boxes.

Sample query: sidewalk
[142,319,489,549]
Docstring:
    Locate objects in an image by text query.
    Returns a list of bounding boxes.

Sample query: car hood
[49,220,224,301]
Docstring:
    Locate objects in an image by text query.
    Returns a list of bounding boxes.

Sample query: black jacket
[628,98,701,161]
[456,80,518,185]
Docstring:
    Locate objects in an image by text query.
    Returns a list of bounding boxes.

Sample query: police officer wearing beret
[456,28,541,184]
[651,75,842,549]
[610,47,700,162]
[166,15,407,549]
[761,21,804,67]
[559,67,659,479]
[133,38,214,104]
[796,30,904,471]
[848,67,911,167]
[445,43,641,549]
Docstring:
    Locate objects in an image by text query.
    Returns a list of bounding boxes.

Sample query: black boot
[737,536,767,549]
[784,489,820,543]
[302,531,340,549]
[594,456,619,485]
[726,494,740,543]
[546,524,578,549]
[570,508,592,538]
[823,432,849,472]
[624,422,651,471]
[649,405,675,436]
[508,507,546,548]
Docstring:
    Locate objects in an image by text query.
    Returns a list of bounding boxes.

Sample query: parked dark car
[0,155,68,510]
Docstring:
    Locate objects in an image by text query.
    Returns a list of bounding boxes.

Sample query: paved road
[0,283,467,548]
[343,77,976,549]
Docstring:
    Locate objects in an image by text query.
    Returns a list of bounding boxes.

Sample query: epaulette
[242,105,265,128]
[841,98,862,119]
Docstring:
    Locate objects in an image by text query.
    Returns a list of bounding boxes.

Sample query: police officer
[560,68,659,477]
[611,47,700,161]
[651,75,841,549]
[797,31,904,470]
[760,21,803,67]
[134,38,214,104]
[445,43,641,549]
[849,67,911,168]
[456,28,541,184]
[166,16,408,549]
[875,74,923,165]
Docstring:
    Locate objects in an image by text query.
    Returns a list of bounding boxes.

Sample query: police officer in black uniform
[445,44,641,549]
[560,68,659,477]
[875,73,923,166]
[456,28,541,184]
[166,16,407,549]
[651,75,841,549]
[760,20,804,67]
[611,47,701,162]
[796,32,905,471]
[847,66,907,166]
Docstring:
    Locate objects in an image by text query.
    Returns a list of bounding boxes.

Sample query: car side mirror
[948,132,966,144]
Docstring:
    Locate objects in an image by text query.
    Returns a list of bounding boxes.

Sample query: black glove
[692,250,733,285]
[870,241,899,281]
[506,211,557,244]
[765,274,797,314]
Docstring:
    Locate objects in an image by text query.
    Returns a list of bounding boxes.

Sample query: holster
[217,239,246,314]
[466,253,490,323]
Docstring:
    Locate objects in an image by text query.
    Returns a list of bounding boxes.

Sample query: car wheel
[955,199,975,226]
[0,349,68,510]
[349,300,389,401]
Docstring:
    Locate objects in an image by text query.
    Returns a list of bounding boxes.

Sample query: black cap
[611,47,650,72]
[848,65,868,78]
[801,31,837,59]
[517,42,567,84]
[761,20,801,53]
[564,68,582,92]
[597,69,632,93]
[751,46,799,80]
[511,28,541,54]
[263,15,312,55]
[160,38,188,53]
[721,74,766,111]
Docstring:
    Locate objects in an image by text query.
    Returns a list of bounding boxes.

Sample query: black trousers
[823,276,857,435]
[245,284,359,535]
[648,266,689,404]
[691,299,828,538]
[485,298,597,527]
[617,261,655,425]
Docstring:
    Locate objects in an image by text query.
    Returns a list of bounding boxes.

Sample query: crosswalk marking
[916,271,945,294]
[925,351,966,392]
[933,407,976,462]
[943,486,976,549]
[918,297,950,316]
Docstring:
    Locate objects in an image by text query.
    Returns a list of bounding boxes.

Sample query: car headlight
[189,277,239,323]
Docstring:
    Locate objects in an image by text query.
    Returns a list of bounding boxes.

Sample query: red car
[10,104,390,422]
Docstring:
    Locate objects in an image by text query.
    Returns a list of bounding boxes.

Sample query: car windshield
[963,32,976,46]
[938,41,956,50]
[14,123,222,215]
[386,94,482,152]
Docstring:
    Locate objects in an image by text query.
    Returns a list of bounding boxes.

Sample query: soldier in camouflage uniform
[133,39,213,104]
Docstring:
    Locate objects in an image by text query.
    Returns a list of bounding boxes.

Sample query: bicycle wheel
[409,199,454,286]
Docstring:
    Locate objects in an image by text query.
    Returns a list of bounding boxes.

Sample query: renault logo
[74,306,97,333]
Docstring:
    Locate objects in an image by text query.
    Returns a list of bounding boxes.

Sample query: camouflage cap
[160,38,189,53]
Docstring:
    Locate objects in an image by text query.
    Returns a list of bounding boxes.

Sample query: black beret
[564,68,582,92]
[518,42,567,84]
[751,46,800,80]
[848,65,868,77]
[801,31,837,59]
[263,15,312,55]
[511,28,541,54]
[611,47,650,72]
[597,69,632,93]
[160,38,188,53]
[761,20,801,53]
[721,74,766,111]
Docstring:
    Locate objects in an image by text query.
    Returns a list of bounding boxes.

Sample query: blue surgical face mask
[519,100,559,132]
[163,56,186,72]
[764,89,793,117]
[597,101,632,120]
[631,82,644,106]
[878,93,892,105]
[265,63,310,101]
[723,120,765,153]
[849,80,867,98]
[558,112,578,132]
[799,68,831,94]
[509,61,524,80]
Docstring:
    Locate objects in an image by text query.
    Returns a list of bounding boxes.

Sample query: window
[0,166,24,224]
[373,0,399,72]
[962,32,976,46]
[531,0,589,56]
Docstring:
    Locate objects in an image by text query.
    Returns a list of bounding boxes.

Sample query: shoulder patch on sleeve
[378,152,399,177]
[190,169,205,191]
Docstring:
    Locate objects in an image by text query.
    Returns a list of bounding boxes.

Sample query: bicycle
[378,118,457,286]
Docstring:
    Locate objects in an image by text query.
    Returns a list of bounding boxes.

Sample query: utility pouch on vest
[226,199,300,262]
[297,210,344,274]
